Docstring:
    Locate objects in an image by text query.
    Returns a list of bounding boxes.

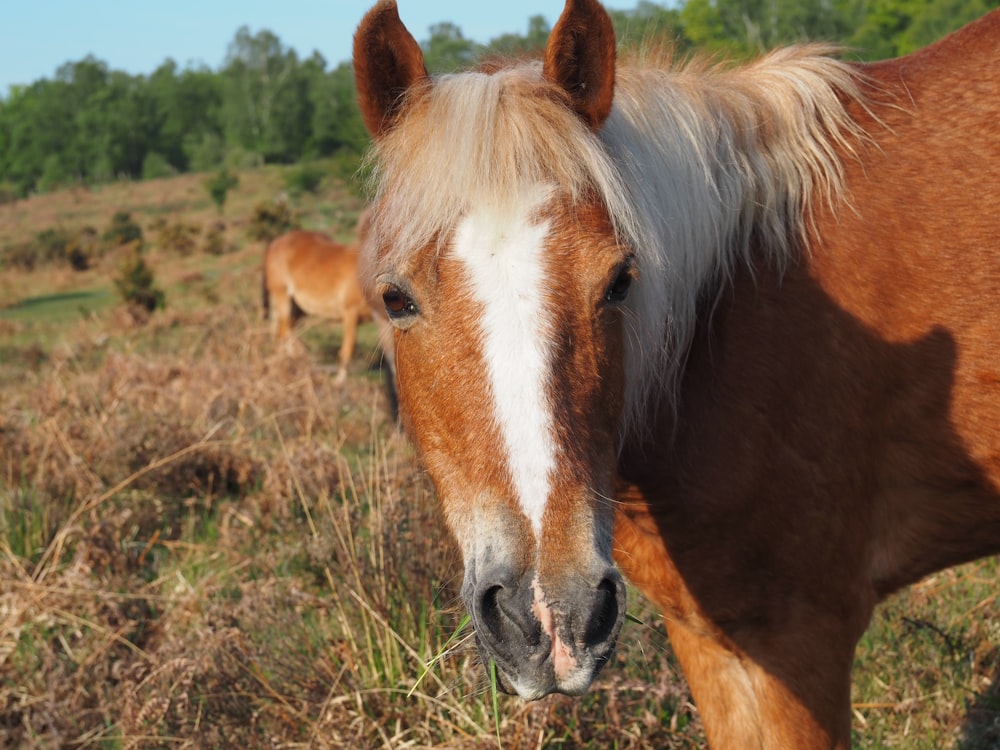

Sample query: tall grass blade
[407,612,471,698]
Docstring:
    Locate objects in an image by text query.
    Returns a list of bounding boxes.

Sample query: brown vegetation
[1,168,998,748]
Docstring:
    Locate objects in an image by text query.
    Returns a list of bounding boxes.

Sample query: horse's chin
[477,644,602,701]
[496,670,597,702]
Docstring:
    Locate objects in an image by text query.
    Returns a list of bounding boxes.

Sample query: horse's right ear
[544,0,616,130]
[353,1,428,138]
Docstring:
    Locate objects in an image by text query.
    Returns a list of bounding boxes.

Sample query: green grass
[852,560,1000,749]
[0,285,114,322]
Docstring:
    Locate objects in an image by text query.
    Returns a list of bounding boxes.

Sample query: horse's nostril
[475,580,542,650]
[584,577,622,648]
[480,584,504,639]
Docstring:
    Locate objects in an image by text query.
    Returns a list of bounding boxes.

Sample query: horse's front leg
[335,309,360,386]
[614,500,860,749]
[267,286,293,341]
[665,614,856,749]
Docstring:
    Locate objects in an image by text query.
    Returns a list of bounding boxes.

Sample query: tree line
[0,0,994,199]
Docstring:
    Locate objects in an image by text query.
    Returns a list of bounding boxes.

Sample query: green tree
[1,78,76,193]
[486,15,552,55]
[608,2,691,53]
[306,61,368,158]
[2,0,996,196]
[204,167,239,213]
[844,0,997,58]
[221,27,312,163]
[422,22,478,73]
[681,0,847,56]
[147,61,224,172]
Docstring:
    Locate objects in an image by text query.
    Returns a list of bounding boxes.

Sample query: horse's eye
[605,264,633,304]
[383,287,417,318]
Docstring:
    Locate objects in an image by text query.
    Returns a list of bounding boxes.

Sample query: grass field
[1,167,999,748]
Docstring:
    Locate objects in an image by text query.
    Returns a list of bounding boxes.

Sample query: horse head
[353,0,629,698]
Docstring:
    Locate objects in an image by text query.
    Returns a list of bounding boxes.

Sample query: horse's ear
[543,0,617,130]
[353,1,428,138]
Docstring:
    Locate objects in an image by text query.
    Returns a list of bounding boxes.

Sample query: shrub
[329,151,369,198]
[204,168,239,214]
[66,244,89,271]
[1,227,84,270]
[156,220,201,256]
[183,132,225,172]
[1,241,35,270]
[114,249,165,315]
[246,200,297,243]
[2,228,72,270]
[36,227,73,265]
[104,211,144,249]
[202,222,231,255]
[285,162,325,197]
[37,154,69,193]
[141,152,175,180]
[65,226,101,271]
[0,182,18,205]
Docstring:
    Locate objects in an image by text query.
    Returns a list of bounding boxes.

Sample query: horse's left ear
[353,1,429,138]
[543,0,617,130]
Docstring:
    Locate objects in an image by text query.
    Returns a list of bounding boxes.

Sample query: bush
[202,222,231,255]
[104,211,144,248]
[329,151,369,198]
[246,200,297,243]
[0,226,97,271]
[65,227,101,271]
[184,132,224,172]
[204,168,239,214]
[0,182,18,205]
[36,228,73,265]
[285,162,325,197]
[37,154,69,193]
[1,241,38,271]
[141,152,176,180]
[114,249,165,315]
[156,220,201,256]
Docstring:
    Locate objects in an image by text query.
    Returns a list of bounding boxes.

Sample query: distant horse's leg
[267,285,293,342]
[273,289,292,341]
[335,309,360,386]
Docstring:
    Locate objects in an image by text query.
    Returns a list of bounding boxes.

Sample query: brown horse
[353,1,1000,747]
[263,227,392,386]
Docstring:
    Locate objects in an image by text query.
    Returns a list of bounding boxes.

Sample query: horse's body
[353,1,1000,747]
[263,228,381,384]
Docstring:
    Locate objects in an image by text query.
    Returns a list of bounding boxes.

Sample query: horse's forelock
[363,61,640,269]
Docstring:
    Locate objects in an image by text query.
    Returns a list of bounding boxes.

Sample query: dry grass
[1,170,999,748]
[0,171,698,749]
[0,310,698,746]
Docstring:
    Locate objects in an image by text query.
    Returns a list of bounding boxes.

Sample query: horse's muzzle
[464,566,626,700]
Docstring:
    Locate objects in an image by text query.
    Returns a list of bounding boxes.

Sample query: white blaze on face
[451,194,555,536]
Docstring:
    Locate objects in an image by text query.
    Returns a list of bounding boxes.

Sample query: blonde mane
[363,47,868,440]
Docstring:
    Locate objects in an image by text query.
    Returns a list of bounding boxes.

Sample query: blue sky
[0,1,632,94]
